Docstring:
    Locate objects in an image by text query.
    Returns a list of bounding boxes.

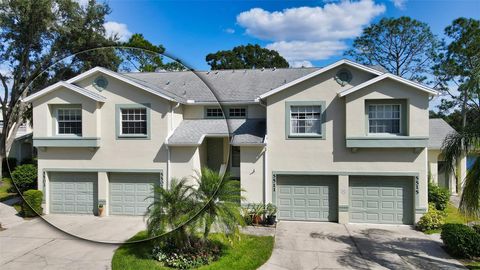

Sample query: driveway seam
[343,224,372,269]
[1,238,56,266]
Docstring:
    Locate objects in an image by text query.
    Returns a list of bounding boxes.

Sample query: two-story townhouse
[24,59,442,224]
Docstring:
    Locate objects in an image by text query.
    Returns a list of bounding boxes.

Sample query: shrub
[441,223,480,258]
[416,203,446,231]
[472,224,480,234]
[22,189,43,217]
[2,157,17,176]
[428,182,451,211]
[11,164,37,193]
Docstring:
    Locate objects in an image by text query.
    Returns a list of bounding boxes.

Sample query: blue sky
[103,0,479,70]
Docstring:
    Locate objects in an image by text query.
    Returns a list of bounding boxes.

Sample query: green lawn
[425,203,478,234]
[0,178,17,202]
[112,232,274,270]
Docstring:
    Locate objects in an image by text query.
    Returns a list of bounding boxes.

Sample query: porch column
[338,174,349,224]
[456,152,467,194]
[98,171,109,216]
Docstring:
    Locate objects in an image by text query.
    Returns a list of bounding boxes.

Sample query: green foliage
[441,223,480,259]
[22,189,43,217]
[206,44,289,70]
[2,157,17,177]
[417,203,446,232]
[145,178,197,249]
[266,203,277,216]
[428,182,451,211]
[194,168,245,239]
[11,164,37,193]
[345,16,438,82]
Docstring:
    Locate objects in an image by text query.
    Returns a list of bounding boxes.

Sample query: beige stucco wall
[265,64,429,222]
[170,146,201,185]
[240,146,265,203]
[34,72,174,196]
[428,148,459,194]
[345,79,430,137]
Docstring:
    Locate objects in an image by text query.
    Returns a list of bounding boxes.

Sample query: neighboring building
[24,59,439,224]
[428,118,467,194]
[0,112,35,164]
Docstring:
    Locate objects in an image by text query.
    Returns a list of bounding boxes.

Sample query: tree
[0,0,120,177]
[345,16,439,82]
[146,178,197,248]
[193,168,244,239]
[121,33,186,72]
[434,18,480,129]
[206,44,289,70]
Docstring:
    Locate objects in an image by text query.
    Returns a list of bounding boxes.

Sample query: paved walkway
[259,221,465,270]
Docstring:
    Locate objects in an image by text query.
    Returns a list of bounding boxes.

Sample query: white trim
[258,59,384,99]
[66,66,180,103]
[337,73,438,97]
[22,81,106,103]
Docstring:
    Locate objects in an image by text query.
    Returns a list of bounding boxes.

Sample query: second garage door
[276,175,338,221]
[49,172,97,214]
[109,173,160,216]
[349,176,414,224]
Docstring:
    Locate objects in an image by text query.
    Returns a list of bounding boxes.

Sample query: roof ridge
[122,67,321,75]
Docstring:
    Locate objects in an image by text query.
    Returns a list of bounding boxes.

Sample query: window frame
[228,107,247,119]
[285,101,326,139]
[115,104,151,139]
[55,107,83,137]
[204,107,224,119]
[365,99,407,136]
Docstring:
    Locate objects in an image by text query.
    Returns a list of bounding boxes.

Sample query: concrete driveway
[0,212,146,270]
[260,221,465,270]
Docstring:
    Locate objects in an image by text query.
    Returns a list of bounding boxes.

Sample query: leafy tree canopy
[345,16,439,83]
[206,44,289,70]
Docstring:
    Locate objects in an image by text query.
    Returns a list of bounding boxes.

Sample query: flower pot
[266,215,276,225]
[98,207,104,217]
[253,215,262,225]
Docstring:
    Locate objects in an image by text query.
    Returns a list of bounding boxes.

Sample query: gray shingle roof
[429,118,457,149]
[167,119,266,146]
[123,68,319,103]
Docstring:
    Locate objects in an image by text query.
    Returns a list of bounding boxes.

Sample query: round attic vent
[335,68,352,86]
[93,76,108,91]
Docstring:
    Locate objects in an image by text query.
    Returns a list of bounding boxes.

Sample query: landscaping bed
[0,178,17,202]
[111,231,274,270]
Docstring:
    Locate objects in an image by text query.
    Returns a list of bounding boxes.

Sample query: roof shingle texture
[124,68,319,103]
[429,118,457,149]
[167,119,265,145]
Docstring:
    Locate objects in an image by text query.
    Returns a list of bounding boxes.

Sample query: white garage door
[49,172,97,214]
[109,173,160,216]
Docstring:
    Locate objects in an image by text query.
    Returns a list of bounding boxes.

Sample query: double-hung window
[57,108,82,136]
[368,104,401,134]
[289,104,323,136]
[121,108,147,135]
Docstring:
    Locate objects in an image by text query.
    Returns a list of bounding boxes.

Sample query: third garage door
[276,175,337,221]
[109,173,159,216]
[349,176,414,224]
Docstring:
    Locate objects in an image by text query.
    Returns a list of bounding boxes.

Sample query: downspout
[263,135,268,205]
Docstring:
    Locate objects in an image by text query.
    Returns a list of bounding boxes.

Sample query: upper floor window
[228,107,247,118]
[368,104,401,134]
[206,107,224,118]
[121,108,147,135]
[57,108,82,136]
[290,105,322,135]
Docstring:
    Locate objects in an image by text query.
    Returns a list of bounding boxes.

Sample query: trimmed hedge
[416,203,446,231]
[11,164,37,193]
[441,223,480,258]
[428,182,451,211]
[22,189,43,217]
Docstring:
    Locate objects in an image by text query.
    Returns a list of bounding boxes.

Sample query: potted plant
[98,203,104,217]
[266,203,277,225]
[251,203,265,225]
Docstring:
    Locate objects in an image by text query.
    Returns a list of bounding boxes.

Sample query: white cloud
[391,0,407,9]
[289,60,314,68]
[236,0,385,64]
[224,28,235,34]
[103,21,132,42]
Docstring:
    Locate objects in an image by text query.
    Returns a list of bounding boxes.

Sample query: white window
[228,108,246,118]
[368,104,401,134]
[57,108,82,136]
[121,108,147,135]
[206,108,223,118]
[290,105,321,135]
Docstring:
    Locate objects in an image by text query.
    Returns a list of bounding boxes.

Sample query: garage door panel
[109,173,159,216]
[277,175,337,222]
[49,172,97,215]
[349,176,413,224]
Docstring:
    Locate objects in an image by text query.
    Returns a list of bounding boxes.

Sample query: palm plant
[194,167,245,239]
[442,124,480,218]
[145,178,197,248]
